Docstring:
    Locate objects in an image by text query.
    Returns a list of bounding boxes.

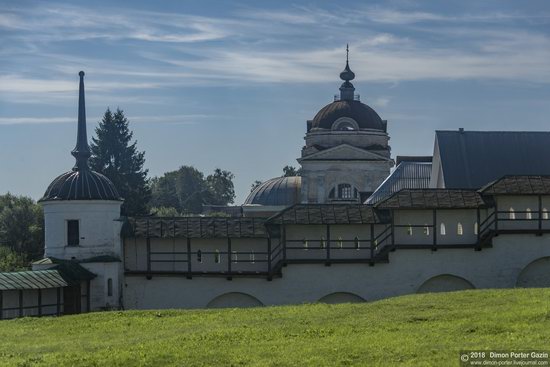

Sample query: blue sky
[1,0,550,204]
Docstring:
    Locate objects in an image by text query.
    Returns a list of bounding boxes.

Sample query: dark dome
[41,169,121,201]
[311,100,385,131]
[244,176,301,206]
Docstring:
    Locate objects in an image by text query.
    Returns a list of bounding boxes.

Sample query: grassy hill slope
[1,288,550,366]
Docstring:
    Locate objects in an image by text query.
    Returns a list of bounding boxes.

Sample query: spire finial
[71,71,91,171]
[346,43,349,63]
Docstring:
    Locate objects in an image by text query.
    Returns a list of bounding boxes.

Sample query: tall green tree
[283,165,302,177]
[150,166,235,215]
[0,193,44,262]
[90,108,151,215]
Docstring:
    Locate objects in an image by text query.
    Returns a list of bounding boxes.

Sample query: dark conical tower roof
[40,72,121,202]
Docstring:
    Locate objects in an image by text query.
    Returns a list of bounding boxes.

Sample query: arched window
[526,208,532,220]
[197,250,202,263]
[320,236,326,249]
[423,224,430,236]
[336,121,356,131]
[303,238,308,250]
[338,236,343,249]
[474,222,479,235]
[440,223,446,236]
[457,222,463,236]
[407,225,413,236]
[250,251,255,264]
[215,250,221,264]
[543,208,549,220]
[509,207,516,220]
[354,236,360,250]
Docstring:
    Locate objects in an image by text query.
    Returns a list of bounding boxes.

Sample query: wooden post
[186,237,192,279]
[56,288,61,316]
[282,225,287,265]
[476,207,481,250]
[494,201,499,232]
[267,236,272,280]
[432,209,437,251]
[18,290,23,318]
[146,237,151,273]
[391,211,395,249]
[37,289,42,317]
[86,281,91,312]
[325,225,331,266]
[369,223,375,266]
[0,290,3,320]
[227,238,232,280]
[538,195,543,232]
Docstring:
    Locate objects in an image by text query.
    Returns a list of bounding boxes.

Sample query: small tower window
[440,223,446,236]
[509,207,516,220]
[67,220,79,247]
[457,222,463,236]
[526,208,532,220]
[107,278,113,297]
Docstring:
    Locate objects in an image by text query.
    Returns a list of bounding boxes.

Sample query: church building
[2,54,550,318]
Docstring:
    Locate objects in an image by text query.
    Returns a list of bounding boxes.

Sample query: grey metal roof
[366,162,432,205]
[311,100,385,131]
[376,189,486,209]
[0,270,69,290]
[481,175,550,195]
[244,176,301,206]
[267,204,389,225]
[436,130,550,189]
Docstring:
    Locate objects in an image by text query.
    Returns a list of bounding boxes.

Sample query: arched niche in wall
[206,292,263,309]
[517,257,550,288]
[417,274,475,294]
[331,117,359,131]
[318,292,365,304]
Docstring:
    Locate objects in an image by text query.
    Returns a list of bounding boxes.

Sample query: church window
[215,250,221,263]
[354,236,360,250]
[407,225,413,236]
[107,278,113,297]
[250,251,255,264]
[440,223,446,236]
[67,220,79,247]
[543,208,549,220]
[338,184,354,199]
[197,250,202,263]
[423,225,430,236]
[474,222,479,235]
[509,207,515,220]
[457,222,463,236]
[526,208,532,220]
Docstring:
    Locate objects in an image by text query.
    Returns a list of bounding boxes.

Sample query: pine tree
[90,108,151,215]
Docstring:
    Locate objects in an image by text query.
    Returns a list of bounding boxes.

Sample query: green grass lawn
[1,288,550,366]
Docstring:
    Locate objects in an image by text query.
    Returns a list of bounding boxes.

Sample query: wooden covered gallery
[0,259,95,319]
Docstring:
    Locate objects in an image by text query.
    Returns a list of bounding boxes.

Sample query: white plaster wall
[81,262,122,310]
[123,233,550,309]
[42,200,123,260]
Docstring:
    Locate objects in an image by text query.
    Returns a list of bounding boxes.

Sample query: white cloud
[0,114,211,125]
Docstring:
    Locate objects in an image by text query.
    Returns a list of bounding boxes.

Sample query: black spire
[71,71,91,171]
[339,44,356,101]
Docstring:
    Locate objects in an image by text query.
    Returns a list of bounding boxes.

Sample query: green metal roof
[0,270,69,290]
